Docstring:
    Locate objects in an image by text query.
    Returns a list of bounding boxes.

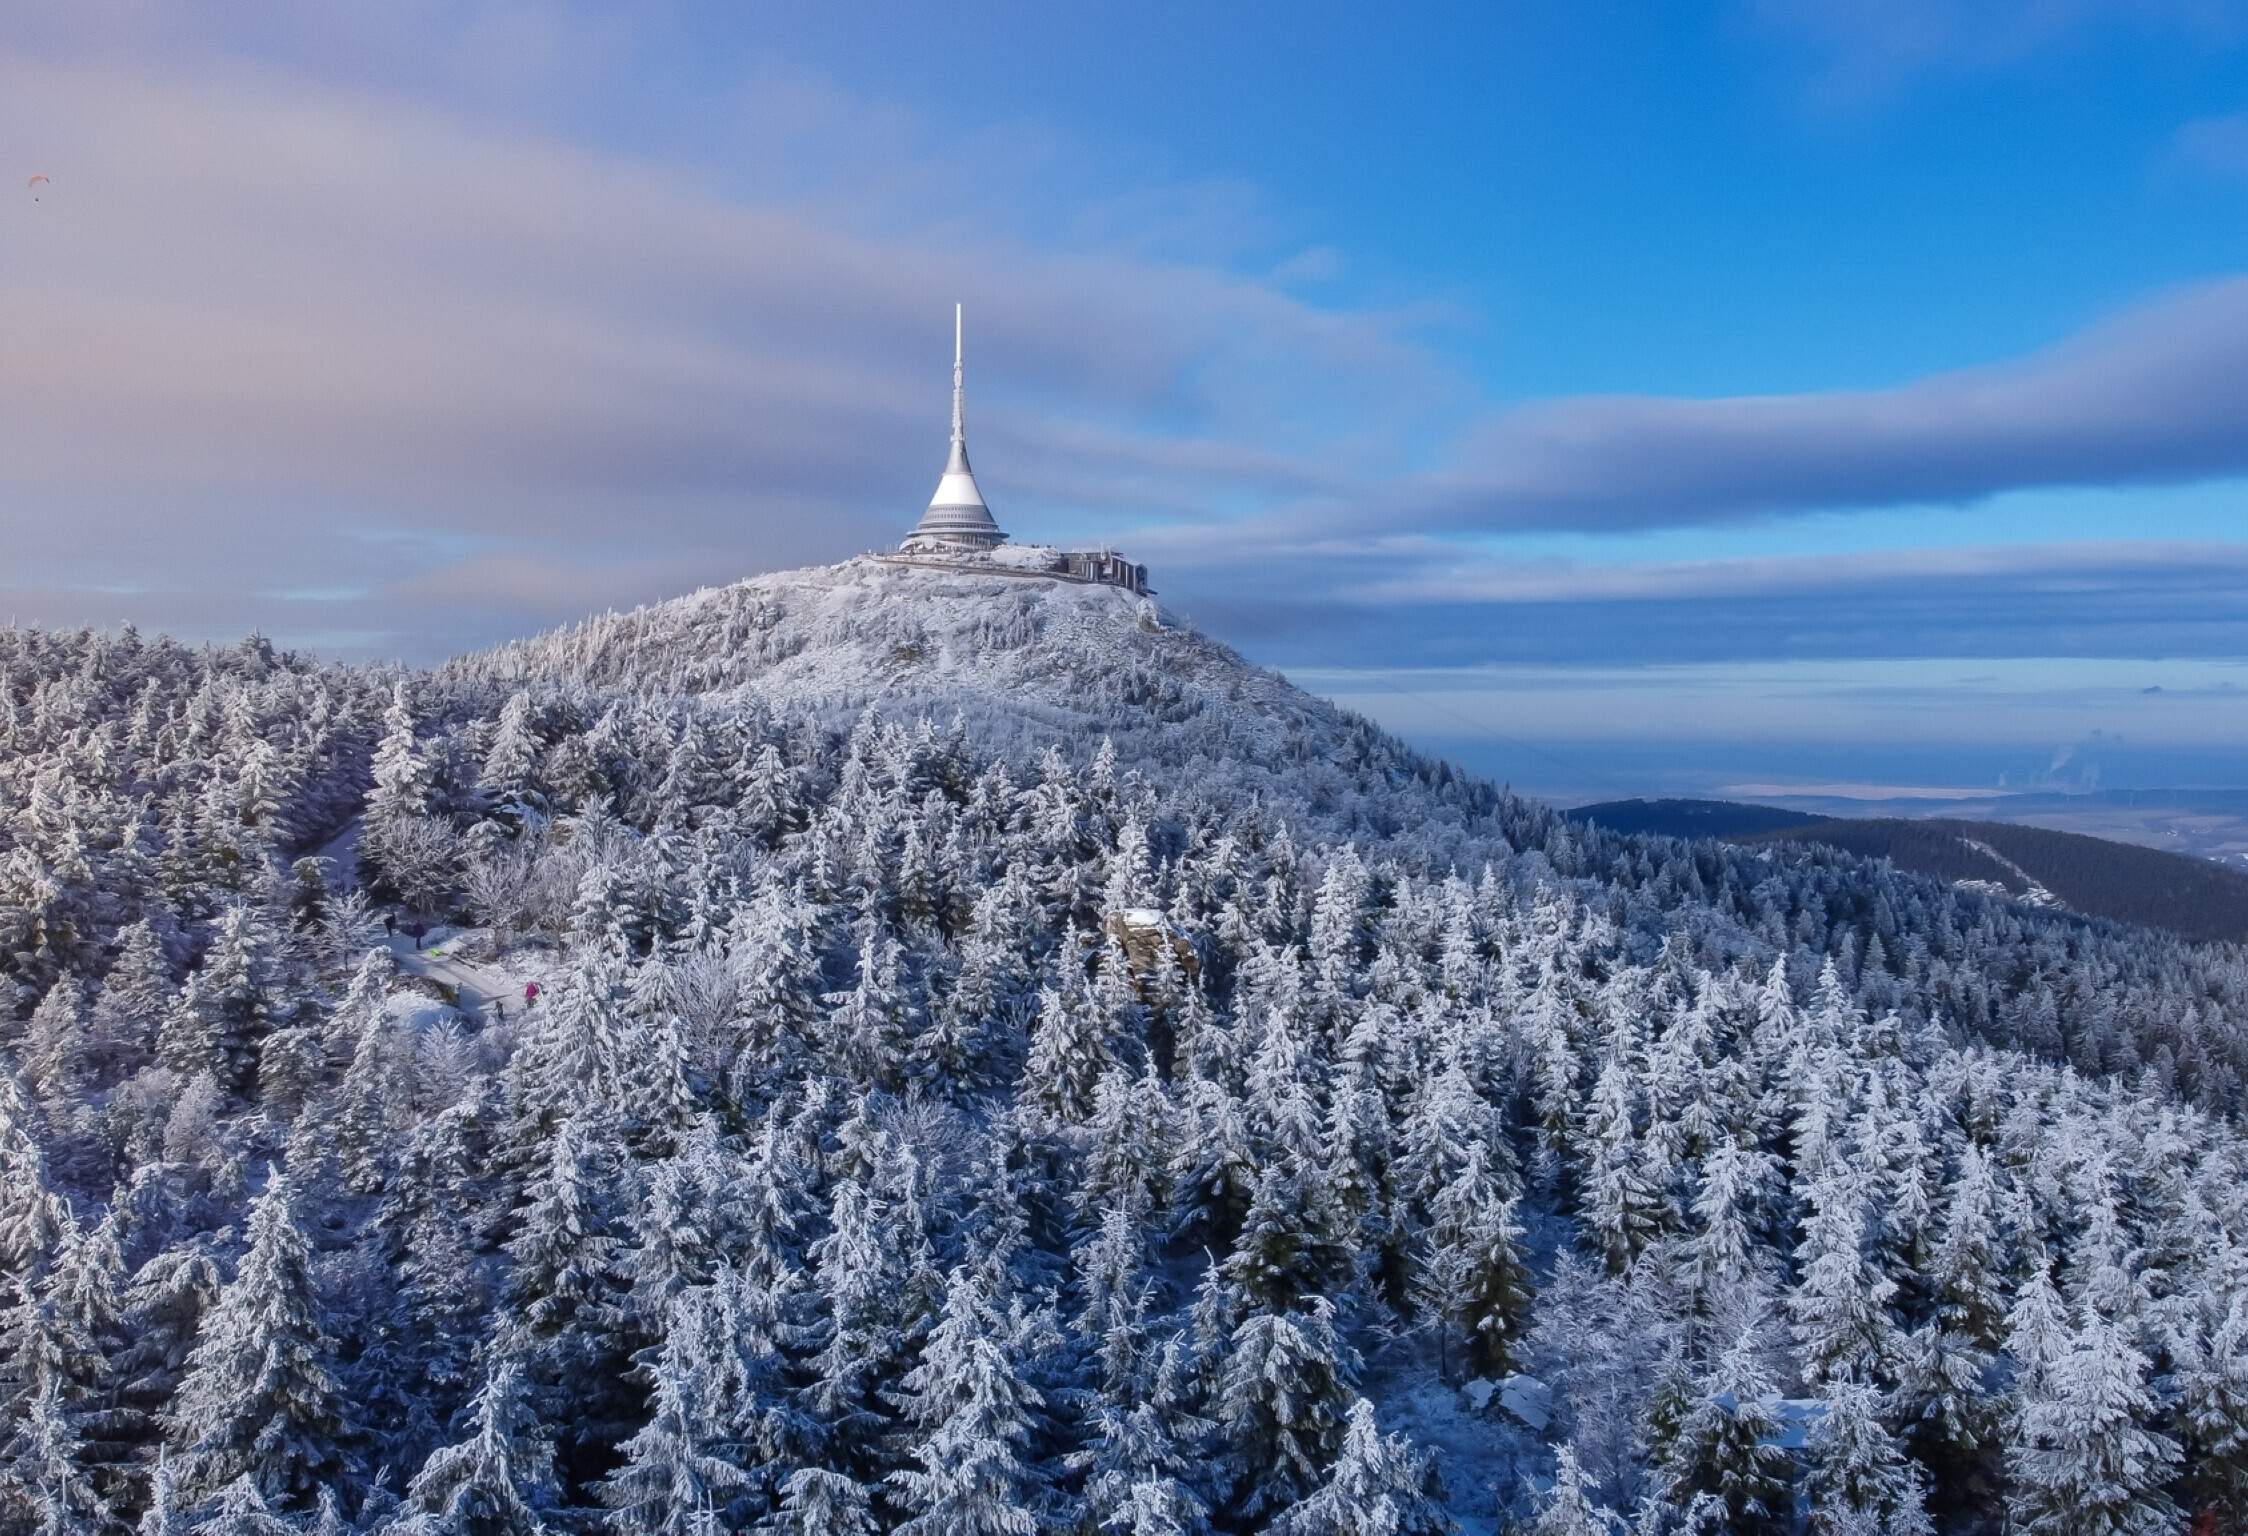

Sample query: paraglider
[26,174,49,201]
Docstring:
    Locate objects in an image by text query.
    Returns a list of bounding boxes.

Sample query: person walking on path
[383,913,396,938]
[524,981,540,1008]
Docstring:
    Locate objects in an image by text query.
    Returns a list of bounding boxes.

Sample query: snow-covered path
[311,818,363,894]
[384,924,542,1025]
[309,817,544,1025]
[1958,836,2062,908]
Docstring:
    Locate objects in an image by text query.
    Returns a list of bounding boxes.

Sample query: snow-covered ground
[458,555,1338,762]
[1957,837,2062,908]
[383,923,549,1025]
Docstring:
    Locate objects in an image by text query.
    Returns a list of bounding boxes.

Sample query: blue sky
[3,1,2246,794]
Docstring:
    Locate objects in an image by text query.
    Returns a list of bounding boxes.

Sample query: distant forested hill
[1741,817,2248,945]
[1568,798,2248,945]
[1565,797,1832,840]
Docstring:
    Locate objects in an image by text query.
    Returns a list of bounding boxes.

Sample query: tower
[901,304,1007,553]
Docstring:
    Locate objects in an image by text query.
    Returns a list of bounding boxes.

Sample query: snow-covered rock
[1499,1375,1553,1433]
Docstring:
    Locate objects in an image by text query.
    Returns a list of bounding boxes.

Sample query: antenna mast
[951,303,965,446]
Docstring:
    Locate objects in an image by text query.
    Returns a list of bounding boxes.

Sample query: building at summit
[895,306,1150,595]
[901,305,1006,554]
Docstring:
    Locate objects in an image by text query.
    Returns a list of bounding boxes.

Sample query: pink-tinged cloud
[0,43,1446,656]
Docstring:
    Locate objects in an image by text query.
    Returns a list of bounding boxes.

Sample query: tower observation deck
[900,305,1006,553]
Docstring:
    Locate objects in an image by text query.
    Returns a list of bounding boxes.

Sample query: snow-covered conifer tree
[500,1110,633,1451]
[1414,1139,1530,1379]
[363,682,437,899]
[478,690,547,822]
[1527,1446,1617,1536]
[2177,1289,2248,1532]
[192,1475,295,1536]
[758,1469,875,1536]
[1657,1327,1789,1535]
[392,1363,561,1536]
[2006,1309,2180,1536]
[88,919,172,1079]
[1022,981,1115,1131]
[169,1169,349,1508]
[2,1372,115,1535]
[1927,1143,2005,1348]
[1791,1166,1903,1391]
[1269,1398,1447,1536]
[1070,1332,1210,1536]
[1804,1381,1931,1536]
[886,1265,1050,1536]
[1582,1056,1667,1275]
[805,1176,900,1459]
[1213,1296,1358,1522]
[822,898,912,1091]
[597,1324,751,1536]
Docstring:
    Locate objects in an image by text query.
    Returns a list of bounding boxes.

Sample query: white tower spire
[952,302,965,446]
[903,302,1006,552]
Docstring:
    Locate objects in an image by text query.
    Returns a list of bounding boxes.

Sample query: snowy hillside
[462,554,1299,726]
[4,578,2248,1534]
[453,555,1408,801]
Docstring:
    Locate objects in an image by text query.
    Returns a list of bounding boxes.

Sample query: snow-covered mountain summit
[453,552,1387,776]
[471,554,1200,701]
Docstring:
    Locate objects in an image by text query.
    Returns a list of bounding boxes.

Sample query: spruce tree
[479,691,547,820]
[21,977,90,1107]
[192,904,279,1094]
[598,1326,752,1536]
[1269,1398,1448,1536]
[1804,1382,1931,1536]
[1069,1333,1211,1536]
[2006,1310,2180,1536]
[1022,982,1114,1131]
[88,919,171,1079]
[1168,1075,1257,1248]
[500,1112,630,1412]
[1527,1446,1618,1536]
[392,1363,561,1536]
[822,899,912,1091]
[1791,1166,1902,1391]
[1413,1139,1530,1380]
[1582,1057,1666,1275]
[1657,1328,1789,1536]
[886,1266,1049,1536]
[1928,1144,2005,1348]
[2177,1290,2248,1532]
[168,1168,349,1509]
[759,1470,876,1536]
[805,1176,901,1460]
[192,1476,295,1536]
[364,682,435,897]
[1890,1320,1995,1519]
[4,1372,117,1535]
[137,1448,181,1536]
[1213,1297,1358,1522]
